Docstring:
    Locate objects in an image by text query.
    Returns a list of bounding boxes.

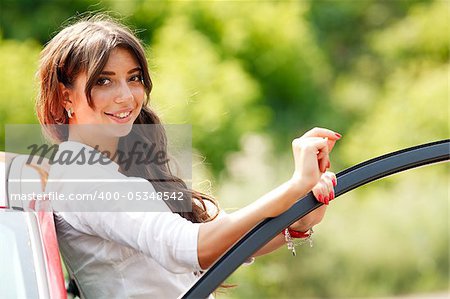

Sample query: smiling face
[61,47,145,142]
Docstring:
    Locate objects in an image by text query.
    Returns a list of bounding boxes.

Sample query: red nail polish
[324,196,329,204]
[335,133,342,139]
[332,178,337,186]
[330,192,334,200]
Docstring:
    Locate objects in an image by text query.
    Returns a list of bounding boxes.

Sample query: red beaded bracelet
[282,228,310,239]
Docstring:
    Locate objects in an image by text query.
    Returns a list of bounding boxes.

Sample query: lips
[104,109,133,123]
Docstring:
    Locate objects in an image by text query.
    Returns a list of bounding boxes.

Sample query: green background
[0,0,448,298]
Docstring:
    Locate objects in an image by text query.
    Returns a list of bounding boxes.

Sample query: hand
[288,171,337,232]
[312,171,337,205]
[289,205,327,232]
[289,127,341,194]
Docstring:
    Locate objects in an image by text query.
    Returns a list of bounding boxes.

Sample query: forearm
[240,205,327,257]
[197,179,312,269]
[254,206,326,257]
[253,233,285,256]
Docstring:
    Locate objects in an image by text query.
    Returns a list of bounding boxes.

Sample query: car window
[0,212,40,298]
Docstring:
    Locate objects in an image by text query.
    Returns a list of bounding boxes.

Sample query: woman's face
[63,47,145,139]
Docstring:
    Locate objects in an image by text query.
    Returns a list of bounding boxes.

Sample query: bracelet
[282,227,314,256]
[282,228,310,239]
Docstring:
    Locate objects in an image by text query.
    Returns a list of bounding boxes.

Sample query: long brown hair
[36,14,219,223]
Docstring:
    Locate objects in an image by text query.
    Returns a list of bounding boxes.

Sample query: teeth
[112,111,131,118]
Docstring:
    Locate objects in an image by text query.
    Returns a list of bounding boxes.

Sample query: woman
[36,15,340,298]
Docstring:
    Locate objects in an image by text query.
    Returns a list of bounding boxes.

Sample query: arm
[197,128,341,269]
[198,180,311,269]
[221,170,337,258]
[255,168,338,256]
[252,205,327,257]
[253,233,285,256]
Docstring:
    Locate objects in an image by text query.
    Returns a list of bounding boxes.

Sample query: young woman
[36,15,340,298]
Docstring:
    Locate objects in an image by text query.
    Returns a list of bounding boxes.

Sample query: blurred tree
[0,1,447,296]
[0,0,101,43]
[342,0,449,164]
[220,1,448,298]
[148,13,266,173]
[0,39,40,149]
[185,2,334,149]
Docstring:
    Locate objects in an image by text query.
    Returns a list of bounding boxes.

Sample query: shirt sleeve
[59,183,202,274]
[214,209,255,266]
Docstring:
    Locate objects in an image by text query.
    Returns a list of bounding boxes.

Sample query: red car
[1,153,66,299]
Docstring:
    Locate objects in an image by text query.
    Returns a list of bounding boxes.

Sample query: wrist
[288,222,310,232]
[282,228,311,239]
[287,176,315,197]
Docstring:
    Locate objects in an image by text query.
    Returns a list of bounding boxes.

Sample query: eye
[96,77,111,86]
[129,74,143,83]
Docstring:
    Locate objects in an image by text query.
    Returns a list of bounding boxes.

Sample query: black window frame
[182,139,450,298]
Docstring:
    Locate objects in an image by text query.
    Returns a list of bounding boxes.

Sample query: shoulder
[48,141,120,177]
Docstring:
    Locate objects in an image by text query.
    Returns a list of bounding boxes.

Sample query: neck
[68,129,119,162]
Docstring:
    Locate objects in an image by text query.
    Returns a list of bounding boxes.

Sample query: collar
[56,141,120,172]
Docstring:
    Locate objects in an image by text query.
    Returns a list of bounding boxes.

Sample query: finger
[320,180,329,204]
[303,127,342,140]
[323,172,336,201]
[306,137,329,157]
[327,139,337,153]
[317,150,326,160]
[307,137,329,173]
[312,188,324,203]
[319,158,327,173]
[326,177,334,200]
[325,171,337,187]
[312,181,328,204]
[319,154,330,173]
[316,174,330,200]
[315,138,336,158]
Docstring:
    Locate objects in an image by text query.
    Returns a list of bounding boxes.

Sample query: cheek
[133,87,146,106]
[77,105,103,123]
[89,92,115,114]
[73,95,106,120]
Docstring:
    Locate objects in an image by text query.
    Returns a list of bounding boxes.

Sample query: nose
[115,81,134,103]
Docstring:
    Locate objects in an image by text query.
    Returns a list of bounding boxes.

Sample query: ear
[59,82,72,110]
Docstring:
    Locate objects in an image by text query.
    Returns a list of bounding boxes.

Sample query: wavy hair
[36,14,219,223]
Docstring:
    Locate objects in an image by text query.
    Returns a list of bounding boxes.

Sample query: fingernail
[318,194,323,202]
[324,196,329,204]
[330,191,334,200]
[332,178,337,186]
[335,133,342,139]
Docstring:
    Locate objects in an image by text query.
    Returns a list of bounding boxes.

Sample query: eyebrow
[100,67,142,75]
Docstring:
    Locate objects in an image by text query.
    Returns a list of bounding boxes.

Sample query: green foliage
[218,141,448,298]
[0,0,448,297]
[371,1,449,64]
[0,39,40,149]
[341,0,449,164]
[0,0,99,44]
[187,2,334,147]
[148,14,266,173]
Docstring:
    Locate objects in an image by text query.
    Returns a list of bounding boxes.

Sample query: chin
[100,113,138,137]
[107,124,134,138]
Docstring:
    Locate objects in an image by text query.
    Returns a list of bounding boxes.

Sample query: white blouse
[46,141,208,299]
